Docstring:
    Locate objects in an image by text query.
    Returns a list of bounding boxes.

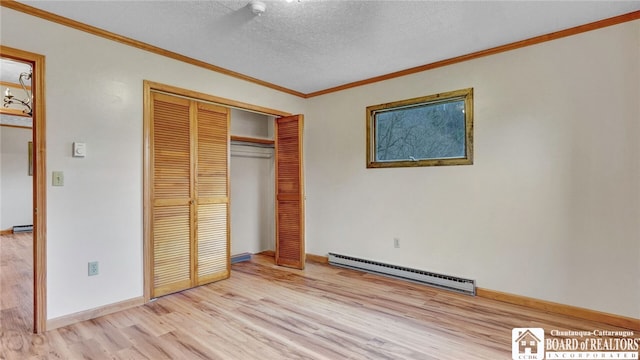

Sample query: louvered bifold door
[275,115,305,269]
[195,102,230,285]
[151,93,193,297]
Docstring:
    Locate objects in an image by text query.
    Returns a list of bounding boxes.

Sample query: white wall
[0,126,33,229]
[305,21,640,318]
[230,109,275,255]
[1,8,305,319]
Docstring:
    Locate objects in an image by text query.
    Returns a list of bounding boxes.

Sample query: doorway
[0,46,46,333]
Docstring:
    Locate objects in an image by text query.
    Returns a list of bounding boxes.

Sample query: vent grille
[13,225,33,233]
[231,252,252,264]
[328,253,475,296]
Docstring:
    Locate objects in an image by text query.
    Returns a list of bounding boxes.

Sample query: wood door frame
[0,45,47,333]
[143,80,292,302]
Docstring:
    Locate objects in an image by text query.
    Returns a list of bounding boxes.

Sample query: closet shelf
[230,135,274,145]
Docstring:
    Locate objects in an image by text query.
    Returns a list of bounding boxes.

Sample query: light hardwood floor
[0,233,33,334]
[1,233,637,359]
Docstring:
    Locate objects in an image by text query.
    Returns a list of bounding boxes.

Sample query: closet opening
[229,109,276,262]
[143,81,304,302]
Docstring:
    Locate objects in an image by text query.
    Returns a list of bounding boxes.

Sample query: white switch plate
[73,142,86,157]
[52,171,64,186]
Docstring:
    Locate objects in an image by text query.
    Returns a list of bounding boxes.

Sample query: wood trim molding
[0,229,13,235]
[0,1,305,99]
[0,80,32,90]
[142,81,152,303]
[146,80,292,118]
[305,253,329,264]
[2,1,637,99]
[477,288,640,331]
[230,135,274,145]
[0,124,31,129]
[0,45,47,334]
[47,297,144,331]
[0,108,31,117]
[256,250,275,257]
[305,11,640,98]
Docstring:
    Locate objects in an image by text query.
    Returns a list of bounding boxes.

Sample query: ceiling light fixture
[3,70,32,116]
[249,0,266,16]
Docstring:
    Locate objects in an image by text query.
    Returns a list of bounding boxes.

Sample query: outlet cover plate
[88,261,99,276]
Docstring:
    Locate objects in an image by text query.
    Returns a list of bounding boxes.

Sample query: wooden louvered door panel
[151,93,193,297]
[195,103,230,285]
[275,115,305,269]
[150,93,230,298]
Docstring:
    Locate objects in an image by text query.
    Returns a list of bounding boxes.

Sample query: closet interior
[229,109,276,258]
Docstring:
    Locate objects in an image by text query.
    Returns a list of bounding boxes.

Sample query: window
[366,88,473,168]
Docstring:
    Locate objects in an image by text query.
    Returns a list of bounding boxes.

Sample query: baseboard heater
[231,252,252,264]
[13,225,33,233]
[328,252,476,296]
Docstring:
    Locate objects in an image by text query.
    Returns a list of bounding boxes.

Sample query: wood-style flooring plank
[1,233,637,359]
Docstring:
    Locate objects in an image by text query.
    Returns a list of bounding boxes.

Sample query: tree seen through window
[375,100,465,162]
[366,88,473,168]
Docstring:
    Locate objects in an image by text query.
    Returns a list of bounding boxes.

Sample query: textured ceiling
[13,1,640,94]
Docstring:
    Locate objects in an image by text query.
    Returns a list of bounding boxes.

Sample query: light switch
[73,142,86,157]
[52,171,64,186]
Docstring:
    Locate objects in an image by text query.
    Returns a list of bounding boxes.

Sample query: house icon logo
[512,328,544,359]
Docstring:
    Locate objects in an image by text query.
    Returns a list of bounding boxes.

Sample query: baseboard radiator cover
[231,252,252,264]
[328,253,476,296]
[13,224,33,233]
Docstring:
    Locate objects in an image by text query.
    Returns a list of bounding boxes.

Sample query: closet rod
[231,141,274,149]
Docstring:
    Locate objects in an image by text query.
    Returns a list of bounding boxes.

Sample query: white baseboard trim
[46,296,144,331]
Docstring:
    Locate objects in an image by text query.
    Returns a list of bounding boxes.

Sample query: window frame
[366,88,474,168]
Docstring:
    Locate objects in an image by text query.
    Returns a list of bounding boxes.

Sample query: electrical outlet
[393,238,400,248]
[88,261,99,276]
